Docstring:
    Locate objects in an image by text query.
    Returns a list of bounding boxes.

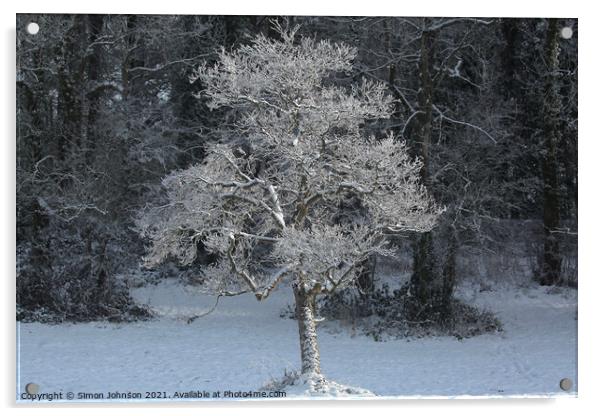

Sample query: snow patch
[263,371,375,398]
[17,278,577,400]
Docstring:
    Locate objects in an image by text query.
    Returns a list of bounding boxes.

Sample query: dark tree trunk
[409,231,437,320]
[57,15,87,162]
[540,18,562,286]
[122,15,146,101]
[501,19,520,99]
[408,21,439,315]
[83,14,105,166]
[383,18,404,138]
[417,23,436,184]
[440,235,457,324]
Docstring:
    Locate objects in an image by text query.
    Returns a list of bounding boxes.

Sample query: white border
[3,1,600,415]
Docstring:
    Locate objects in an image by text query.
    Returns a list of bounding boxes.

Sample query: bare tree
[139,26,441,391]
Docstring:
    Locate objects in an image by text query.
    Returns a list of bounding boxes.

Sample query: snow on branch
[141,26,442,299]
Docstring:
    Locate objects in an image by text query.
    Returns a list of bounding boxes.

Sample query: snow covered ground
[16,278,577,401]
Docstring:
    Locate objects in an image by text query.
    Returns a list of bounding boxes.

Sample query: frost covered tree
[139,25,441,391]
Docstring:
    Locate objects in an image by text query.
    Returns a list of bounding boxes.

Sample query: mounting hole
[26,22,40,35]
[25,382,40,395]
[560,27,573,40]
[559,378,573,391]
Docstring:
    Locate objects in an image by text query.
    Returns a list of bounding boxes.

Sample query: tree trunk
[57,15,86,162]
[409,231,437,319]
[541,18,562,286]
[440,235,457,324]
[501,19,520,99]
[293,283,322,378]
[383,17,404,138]
[82,14,105,166]
[408,20,438,315]
[417,23,435,184]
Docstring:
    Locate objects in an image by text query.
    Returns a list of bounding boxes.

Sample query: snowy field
[17,278,577,401]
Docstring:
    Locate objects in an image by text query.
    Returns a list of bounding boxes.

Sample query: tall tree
[540,18,562,285]
[408,18,438,319]
[139,27,441,390]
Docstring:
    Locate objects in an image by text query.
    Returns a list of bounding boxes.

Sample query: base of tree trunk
[262,370,375,397]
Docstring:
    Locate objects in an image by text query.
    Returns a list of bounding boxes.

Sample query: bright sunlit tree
[139,24,442,392]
